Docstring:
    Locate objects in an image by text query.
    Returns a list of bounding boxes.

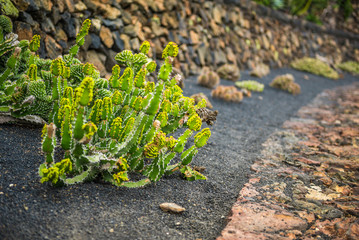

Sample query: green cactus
[337,61,359,75]
[194,128,211,148]
[3,19,217,188]
[180,165,206,181]
[0,32,18,57]
[115,50,133,65]
[139,41,150,55]
[146,61,157,73]
[291,57,339,80]
[162,42,178,58]
[1,18,95,121]
[67,19,91,59]
[41,123,57,164]
[29,35,40,52]
[235,80,264,92]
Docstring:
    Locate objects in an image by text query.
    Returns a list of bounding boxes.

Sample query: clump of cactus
[197,67,220,89]
[235,80,264,92]
[211,85,243,102]
[216,64,240,81]
[337,61,359,75]
[0,18,99,120]
[0,18,215,187]
[250,63,270,78]
[291,57,339,80]
[270,74,301,95]
[39,37,214,187]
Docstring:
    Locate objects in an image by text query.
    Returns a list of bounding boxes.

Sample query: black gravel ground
[0,68,357,240]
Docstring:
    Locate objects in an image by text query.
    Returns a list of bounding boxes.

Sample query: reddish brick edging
[218,83,359,240]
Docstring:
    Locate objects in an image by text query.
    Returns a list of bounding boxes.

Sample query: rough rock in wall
[2,0,359,77]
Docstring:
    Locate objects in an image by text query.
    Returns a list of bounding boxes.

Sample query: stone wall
[3,0,359,76]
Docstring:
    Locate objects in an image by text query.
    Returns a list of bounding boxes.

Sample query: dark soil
[0,68,357,240]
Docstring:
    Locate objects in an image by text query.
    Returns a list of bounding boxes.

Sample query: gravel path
[0,68,357,240]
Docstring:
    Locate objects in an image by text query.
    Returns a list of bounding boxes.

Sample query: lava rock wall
[2,0,359,76]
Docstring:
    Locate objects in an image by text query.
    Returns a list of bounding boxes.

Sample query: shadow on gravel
[0,68,357,240]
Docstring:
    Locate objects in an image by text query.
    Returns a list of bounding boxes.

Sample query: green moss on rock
[291,57,339,80]
[0,0,19,18]
[337,61,359,75]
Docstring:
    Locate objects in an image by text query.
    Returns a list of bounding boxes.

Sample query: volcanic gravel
[0,68,357,240]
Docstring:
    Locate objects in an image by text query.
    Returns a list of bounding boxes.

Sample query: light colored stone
[92,19,102,32]
[100,26,114,48]
[189,30,199,45]
[74,1,87,11]
[212,5,222,24]
[120,34,131,50]
[44,35,62,59]
[159,203,185,213]
[103,5,122,20]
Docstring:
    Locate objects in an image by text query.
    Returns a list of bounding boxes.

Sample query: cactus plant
[216,64,241,81]
[211,85,243,102]
[197,67,220,89]
[0,18,101,121]
[291,57,339,80]
[250,63,270,78]
[270,74,301,95]
[235,80,264,92]
[337,61,359,75]
[39,40,214,188]
[0,17,215,188]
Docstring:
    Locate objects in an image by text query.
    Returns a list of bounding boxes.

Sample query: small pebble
[109,229,114,233]
[334,120,341,126]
